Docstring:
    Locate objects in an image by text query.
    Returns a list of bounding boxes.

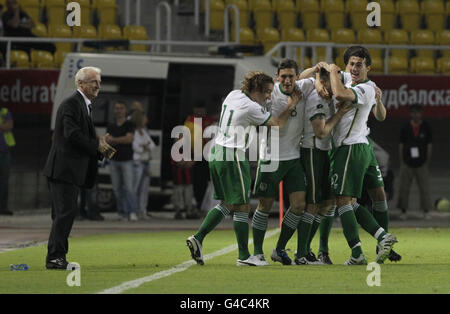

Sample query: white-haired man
[43,66,115,269]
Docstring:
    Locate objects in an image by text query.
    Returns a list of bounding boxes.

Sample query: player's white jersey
[342,71,377,137]
[302,86,335,151]
[214,90,271,151]
[332,79,377,147]
[266,79,315,160]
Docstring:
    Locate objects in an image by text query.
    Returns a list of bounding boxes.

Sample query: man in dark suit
[43,66,115,270]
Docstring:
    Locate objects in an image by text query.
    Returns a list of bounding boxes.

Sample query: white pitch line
[98,228,280,294]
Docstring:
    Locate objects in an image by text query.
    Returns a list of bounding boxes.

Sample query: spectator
[171,132,196,220]
[130,111,156,220]
[397,104,433,220]
[184,104,215,218]
[0,105,15,216]
[106,101,138,221]
[1,0,55,54]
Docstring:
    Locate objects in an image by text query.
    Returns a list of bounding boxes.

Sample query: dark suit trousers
[46,178,79,260]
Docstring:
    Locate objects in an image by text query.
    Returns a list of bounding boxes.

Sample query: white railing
[266,42,450,74]
[224,4,240,44]
[155,1,172,53]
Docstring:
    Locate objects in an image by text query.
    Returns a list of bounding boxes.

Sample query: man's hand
[315,79,330,100]
[287,88,302,110]
[335,101,353,115]
[375,86,382,103]
[99,133,116,159]
[328,64,341,73]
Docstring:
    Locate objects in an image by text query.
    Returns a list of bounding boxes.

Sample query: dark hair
[277,58,299,75]
[241,71,274,94]
[319,67,330,81]
[343,46,372,67]
[410,104,423,112]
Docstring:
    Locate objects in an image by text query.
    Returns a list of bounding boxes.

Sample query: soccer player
[328,46,398,265]
[186,71,300,266]
[296,68,352,265]
[339,49,402,262]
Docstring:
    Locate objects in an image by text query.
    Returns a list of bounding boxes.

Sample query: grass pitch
[0,228,449,294]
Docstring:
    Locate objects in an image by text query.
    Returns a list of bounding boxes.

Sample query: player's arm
[264,90,301,128]
[372,86,386,121]
[298,62,328,80]
[311,102,352,139]
[329,64,356,103]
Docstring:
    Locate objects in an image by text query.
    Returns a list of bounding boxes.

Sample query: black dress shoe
[46,257,69,270]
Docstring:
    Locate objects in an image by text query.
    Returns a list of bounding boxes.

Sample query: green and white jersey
[302,82,335,151]
[332,81,377,147]
[266,79,315,160]
[215,90,271,151]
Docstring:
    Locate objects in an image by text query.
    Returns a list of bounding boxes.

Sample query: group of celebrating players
[187,45,401,266]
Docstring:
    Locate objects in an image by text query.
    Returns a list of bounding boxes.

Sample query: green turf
[0,228,449,294]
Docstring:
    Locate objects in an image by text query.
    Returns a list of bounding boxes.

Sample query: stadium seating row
[207,0,450,32]
[0,0,118,26]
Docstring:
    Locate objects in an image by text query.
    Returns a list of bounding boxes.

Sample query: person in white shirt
[130,111,156,220]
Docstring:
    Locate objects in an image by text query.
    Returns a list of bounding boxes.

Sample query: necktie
[88,104,92,117]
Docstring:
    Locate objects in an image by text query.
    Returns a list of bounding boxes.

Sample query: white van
[52,52,277,210]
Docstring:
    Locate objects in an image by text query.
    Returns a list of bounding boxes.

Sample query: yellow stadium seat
[258,27,280,53]
[422,0,446,31]
[95,0,117,25]
[231,26,256,45]
[73,24,97,52]
[377,0,395,31]
[54,50,68,67]
[396,0,420,31]
[10,50,30,68]
[388,55,408,74]
[45,0,66,25]
[410,56,435,74]
[385,29,409,58]
[225,0,249,27]
[296,0,320,29]
[32,22,47,37]
[124,25,149,52]
[209,0,225,31]
[253,0,273,33]
[345,0,368,30]
[282,27,305,60]
[331,28,355,57]
[357,28,382,58]
[31,49,55,68]
[321,0,345,30]
[437,57,450,74]
[436,30,450,57]
[19,0,40,22]
[277,0,296,30]
[48,24,73,53]
[307,28,330,61]
[411,30,435,58]
[98,24,122,39]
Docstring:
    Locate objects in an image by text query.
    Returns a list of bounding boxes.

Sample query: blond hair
[241,71,274,94]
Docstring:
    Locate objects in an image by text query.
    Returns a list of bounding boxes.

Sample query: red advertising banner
[370,75,450,118]
[0,69,59,115]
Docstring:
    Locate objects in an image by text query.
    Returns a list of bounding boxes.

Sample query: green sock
[372,200,389,232]
[353,202,387,242]
[296,212,314,258]
[338,204,363,258]
[276,209,301,251]
[194,204,229,244]
[252,210,269,255]
[307,214,323,253]
[234,212,250,260]
[319,206,335,254]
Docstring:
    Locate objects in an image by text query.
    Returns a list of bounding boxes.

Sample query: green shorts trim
[301,148,332,204]
[254,158,306,199]
[209,145,251,205]
[330,143,379,198]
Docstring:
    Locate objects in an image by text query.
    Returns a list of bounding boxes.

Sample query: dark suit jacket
[44,91,102,188]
